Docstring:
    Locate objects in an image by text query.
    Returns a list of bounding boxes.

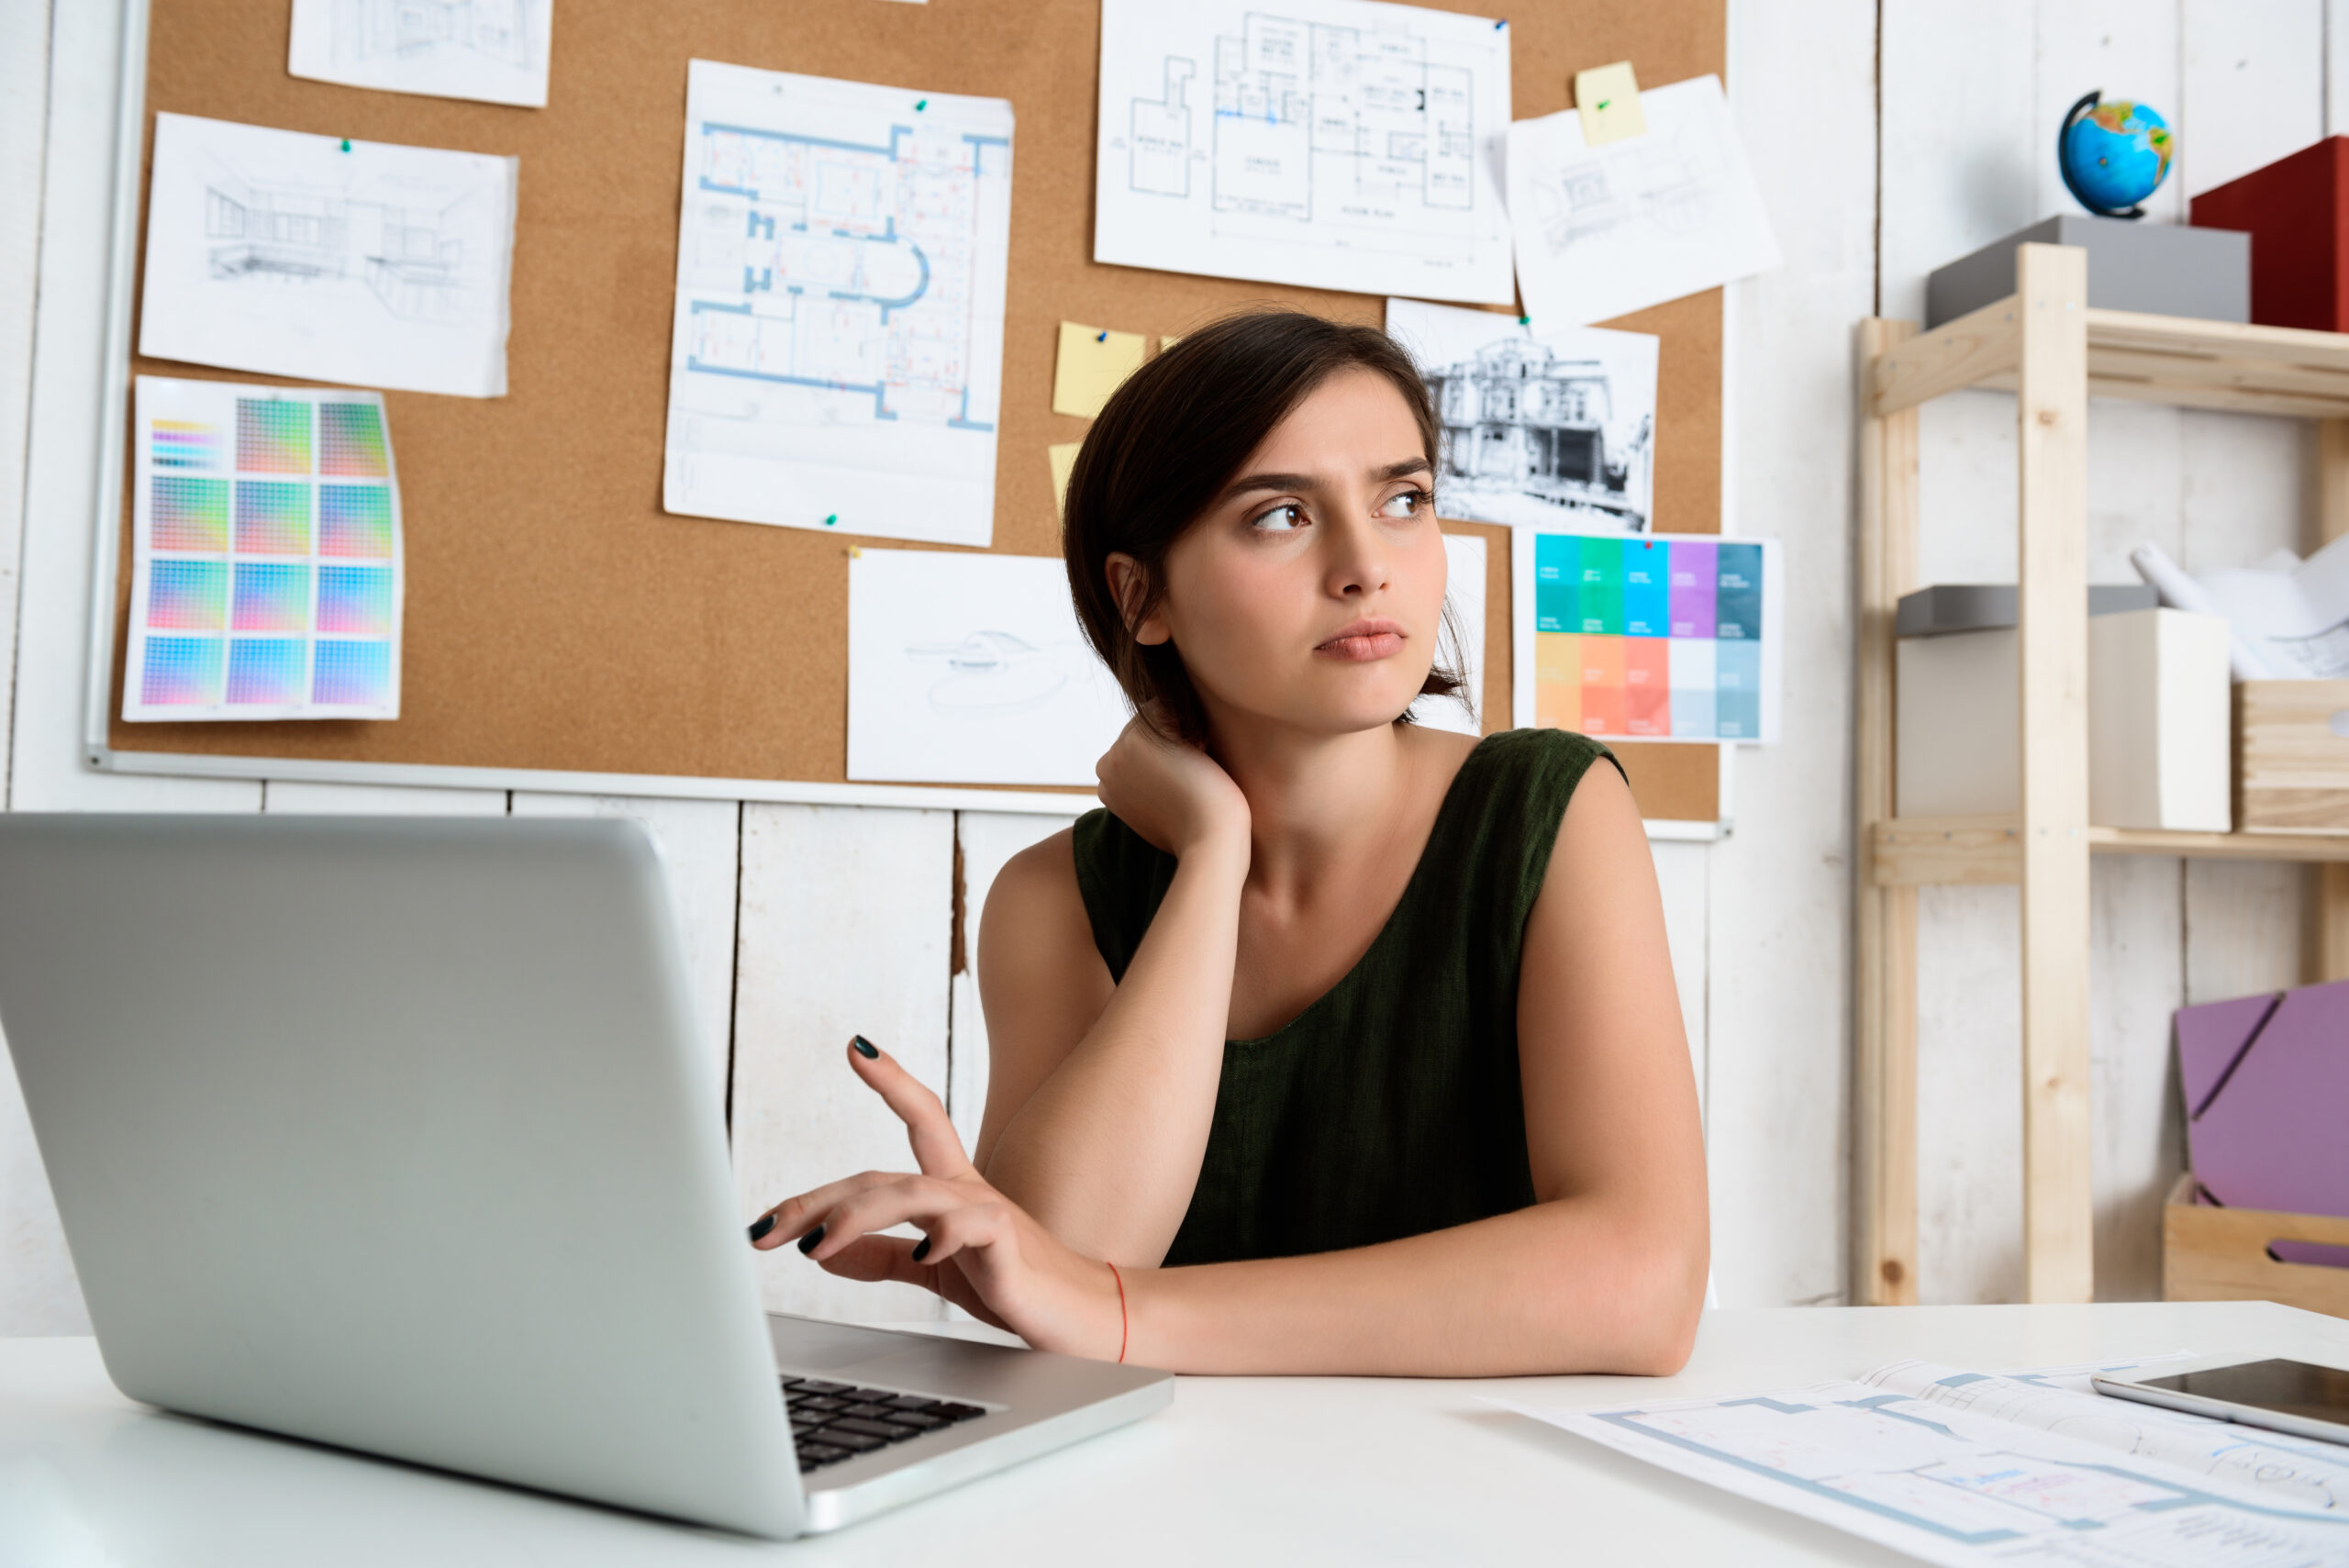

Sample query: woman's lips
[1315,618,1406,662]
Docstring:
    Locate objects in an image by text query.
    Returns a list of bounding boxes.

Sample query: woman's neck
[1201,714,1444,907]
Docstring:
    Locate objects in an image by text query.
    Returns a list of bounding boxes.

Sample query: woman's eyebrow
[1215,457,1432,507]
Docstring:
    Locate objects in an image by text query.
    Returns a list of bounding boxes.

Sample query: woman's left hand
[749,1040,1131,1363]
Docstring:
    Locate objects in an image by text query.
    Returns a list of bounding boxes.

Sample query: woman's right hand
[1095,708,1251,861]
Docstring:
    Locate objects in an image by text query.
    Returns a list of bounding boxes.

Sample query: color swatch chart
[126,376,403,721]
[1513,530,1781,744]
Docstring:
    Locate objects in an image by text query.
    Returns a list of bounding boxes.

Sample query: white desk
[5,1303,2344,1565]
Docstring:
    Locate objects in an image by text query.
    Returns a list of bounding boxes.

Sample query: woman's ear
[1105,553,1171,647]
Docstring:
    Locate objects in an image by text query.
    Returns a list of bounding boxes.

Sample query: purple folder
[2176,980,2349,1268]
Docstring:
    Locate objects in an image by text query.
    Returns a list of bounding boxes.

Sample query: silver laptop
[0,814,1170,1538]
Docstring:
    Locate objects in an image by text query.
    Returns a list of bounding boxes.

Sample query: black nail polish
[797,1223,826,1255]
[851,1035,879,1059]
[911,1237,932,1262]
[747,1213,776,1243]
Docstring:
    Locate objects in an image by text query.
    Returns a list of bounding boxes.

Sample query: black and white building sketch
[1386,297,1658,533]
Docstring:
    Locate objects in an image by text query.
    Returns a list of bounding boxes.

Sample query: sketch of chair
[907,632,1073,713]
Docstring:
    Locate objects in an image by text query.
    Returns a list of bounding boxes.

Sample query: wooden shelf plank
[1871,817,2349,884]
[1868,295,2349,419]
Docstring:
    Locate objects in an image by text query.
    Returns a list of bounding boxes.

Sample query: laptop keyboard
[781,1376,990,1473]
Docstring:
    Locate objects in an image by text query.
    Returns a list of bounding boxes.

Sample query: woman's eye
[1378,489,1429,518]
[1248,503,1308,533]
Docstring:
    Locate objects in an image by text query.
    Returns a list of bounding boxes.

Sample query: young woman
[750,311,1708,1376]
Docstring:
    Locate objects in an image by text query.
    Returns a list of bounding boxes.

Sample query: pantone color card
[125,376,403,721]
[1510,529,1781,744]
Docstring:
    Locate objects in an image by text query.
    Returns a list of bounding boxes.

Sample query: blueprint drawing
[288,0,552,108]
[662,61,1014,548]
[1094,0,1513,303]
[1519,1357,2349,1568]
[139,115,517,398]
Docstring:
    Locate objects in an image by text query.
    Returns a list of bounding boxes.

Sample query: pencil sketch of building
[1422,339,1652,529]
[203,161,482,323]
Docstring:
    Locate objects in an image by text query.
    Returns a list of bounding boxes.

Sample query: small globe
[2059,95,2174,217]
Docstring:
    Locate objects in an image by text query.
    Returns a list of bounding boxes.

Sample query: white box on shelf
[1896,606,2232,830]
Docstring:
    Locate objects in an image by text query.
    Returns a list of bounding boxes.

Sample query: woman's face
[1129,368,1448,741]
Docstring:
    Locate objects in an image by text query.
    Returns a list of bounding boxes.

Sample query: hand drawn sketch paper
[139,114,517,398]
[1507,74,1780,329]
[662,61,1014,549]
[847,550,1131,786]
[126,375,404,722]
[1408,532,1485,738]
[1387,298,1657,532]
[1510,528,1781,744]
[1512,1357,2349,1568]
[287,0,553,108]
[1094,0,1514,304]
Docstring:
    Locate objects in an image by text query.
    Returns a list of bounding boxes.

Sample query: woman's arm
[971,717,1252,1266]
[769,761,1709,1376]
[1129,762,1709,1373]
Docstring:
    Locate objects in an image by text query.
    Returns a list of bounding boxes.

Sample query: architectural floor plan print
[663,61,1013,548]
[1524,1358,2349,1568]
[1096,0,1512,303]
[139,115,517,398]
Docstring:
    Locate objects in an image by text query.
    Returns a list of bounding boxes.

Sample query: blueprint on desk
[662,61,1013,547]
[1093,0,1513,303]
[1516,1356,2349,1567]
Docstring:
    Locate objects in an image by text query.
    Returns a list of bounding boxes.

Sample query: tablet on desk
[2093,1358,2349,1448]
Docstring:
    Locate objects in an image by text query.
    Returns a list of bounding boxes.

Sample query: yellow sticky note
[1049,441,1083,517]
[1053,321,1148,417]
[1574,61,1646,145]
[1157,333,1181,354]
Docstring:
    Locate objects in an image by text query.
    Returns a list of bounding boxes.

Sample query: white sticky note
[1575,61,1646,144]
[1053,322,1149,417]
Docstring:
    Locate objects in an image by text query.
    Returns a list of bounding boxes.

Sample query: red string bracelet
[1106,1261,1128,1364]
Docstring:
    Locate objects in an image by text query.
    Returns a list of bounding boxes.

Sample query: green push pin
[1519,316,1531,326]
[340,139,351,152]
[915,99,928,111]
[824,514,839,527]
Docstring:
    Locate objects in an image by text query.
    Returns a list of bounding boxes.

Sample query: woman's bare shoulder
[978,827,1105,992]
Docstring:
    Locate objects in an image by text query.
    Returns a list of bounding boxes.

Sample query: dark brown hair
[1063,308,1464,744]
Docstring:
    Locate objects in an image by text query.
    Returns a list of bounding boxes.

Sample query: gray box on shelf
[1924,216,2249,329]
[1895,588,2232,831]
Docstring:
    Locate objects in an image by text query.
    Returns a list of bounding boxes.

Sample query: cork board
[111,0,1727,821]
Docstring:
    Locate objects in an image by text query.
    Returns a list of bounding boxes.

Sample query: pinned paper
[1158,334,1182,353]
[1574,61,1646,144]
[1052,321,1148,417]
[1049,441,1083,516]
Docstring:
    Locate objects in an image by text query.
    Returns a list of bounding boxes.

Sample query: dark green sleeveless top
[1069,728,1620,1266]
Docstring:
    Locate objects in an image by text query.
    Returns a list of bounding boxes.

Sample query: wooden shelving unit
[1856,243,2349,1307]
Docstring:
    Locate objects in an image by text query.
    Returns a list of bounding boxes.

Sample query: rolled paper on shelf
[2130,540,2277,681]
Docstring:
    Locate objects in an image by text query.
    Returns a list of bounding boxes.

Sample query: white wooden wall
[2,0,2324,1334]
